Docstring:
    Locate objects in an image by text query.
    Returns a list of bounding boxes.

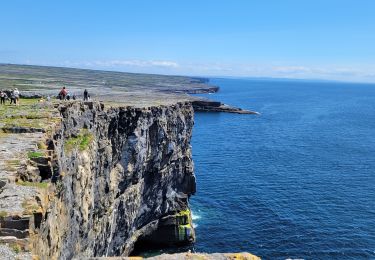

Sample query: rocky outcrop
[31,101,196,258]
[1,98,260,259]
[0,101,59,259]
[192,100,260,114]
[163,86,219,94]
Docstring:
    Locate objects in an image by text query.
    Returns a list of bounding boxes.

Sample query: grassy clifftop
[0,64,218,107]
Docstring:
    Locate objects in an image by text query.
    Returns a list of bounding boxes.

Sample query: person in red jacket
[59,87,68,100]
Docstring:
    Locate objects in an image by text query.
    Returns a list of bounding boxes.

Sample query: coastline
[0,64,260,259]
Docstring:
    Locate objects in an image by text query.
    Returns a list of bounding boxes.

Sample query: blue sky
[1,0,375,82]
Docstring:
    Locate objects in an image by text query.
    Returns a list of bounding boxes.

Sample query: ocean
[190,78,375,259]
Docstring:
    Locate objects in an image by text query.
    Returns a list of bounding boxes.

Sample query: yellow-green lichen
[176,209,193,241]
[0,211,8,218]
[37,141,47,150]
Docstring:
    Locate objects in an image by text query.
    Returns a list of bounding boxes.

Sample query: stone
[31,101,196,258]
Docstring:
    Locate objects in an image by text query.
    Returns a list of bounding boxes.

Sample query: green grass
[11,244,21,254]
[27,151,45,159]
[17,180,48,189]
[64,129,94,153]
[2,117,42,128]
[0,98,60,131]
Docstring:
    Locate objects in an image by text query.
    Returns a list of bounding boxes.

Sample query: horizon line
[2,62,375,86]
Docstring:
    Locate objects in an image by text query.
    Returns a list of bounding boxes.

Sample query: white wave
[191,211,201,220]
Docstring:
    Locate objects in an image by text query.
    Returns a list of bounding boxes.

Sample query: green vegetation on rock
[176,209,194,242]
[27,151,45,159]
[0,211,8,218]
[37,141,48,150]
[17,180,48,189]
[64,129,94,153]
[11,244,21,254]
[0,98,60,132]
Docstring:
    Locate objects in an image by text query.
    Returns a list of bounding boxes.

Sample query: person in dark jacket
[83,89,89,101]
[0,91,7,105]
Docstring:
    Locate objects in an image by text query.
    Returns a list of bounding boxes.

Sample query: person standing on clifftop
[14,88,20,105]
[58,86,68,100]
[10,89,17,105]
[0,91,7,105]
[83,89,89,101]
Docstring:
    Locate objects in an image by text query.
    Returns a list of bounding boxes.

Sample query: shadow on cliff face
[130,206,196,256]
[130,240,194,258]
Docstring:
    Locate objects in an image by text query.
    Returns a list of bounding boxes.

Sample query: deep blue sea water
[190,78,375,259]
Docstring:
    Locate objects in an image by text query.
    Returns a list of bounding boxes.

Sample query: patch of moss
[17,180,48,189]
[64,129,94,153]
[176,209,191,218]
[11,244,21,254]
[0,211,8,218]
[176,209,193,241]
[27,151,45,159]
[17,98,40,105]
[37,141,47,150]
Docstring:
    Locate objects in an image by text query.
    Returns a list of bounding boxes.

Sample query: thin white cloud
[91,60,179,68]
[29,59,375,83]
[272,66,312,74]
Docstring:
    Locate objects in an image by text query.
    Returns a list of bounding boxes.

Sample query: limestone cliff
[28,101,196,258]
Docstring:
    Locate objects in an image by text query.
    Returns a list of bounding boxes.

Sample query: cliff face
[32,101,196,258]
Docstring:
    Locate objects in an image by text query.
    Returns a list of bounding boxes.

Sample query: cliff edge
[0,65,260,259]
[0,100,196,258]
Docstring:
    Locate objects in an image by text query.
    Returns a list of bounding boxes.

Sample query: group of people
[0,88,20,105]
[58,87,90,101]
[0,87,91,106]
